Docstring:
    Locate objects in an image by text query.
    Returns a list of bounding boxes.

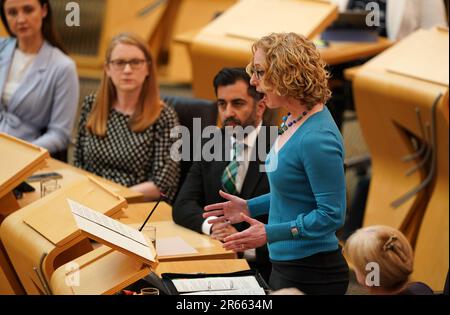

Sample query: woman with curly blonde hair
[204,32,349,294]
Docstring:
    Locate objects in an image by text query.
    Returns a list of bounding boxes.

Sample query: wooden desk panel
[125,221,236,262]
[353,28,448,290]
[155,259,249,276]
[180,33,392,102]
[0,133,49,294]
[50,244,248,295]
[115,202,173,224]
[118,204,236,261]
[18,158,143,208]
[50,246,151,295]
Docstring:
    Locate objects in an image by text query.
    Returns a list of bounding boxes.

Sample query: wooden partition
[0,177,126,294]
[0,22,6,36]
[0,133,49,219]
[353,28,449,290]
[158,0,237,84]
[186,0,338,100]
[0,134,49,294]
[49,0,183,79]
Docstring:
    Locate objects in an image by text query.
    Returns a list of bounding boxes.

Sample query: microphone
[138,192,167,232]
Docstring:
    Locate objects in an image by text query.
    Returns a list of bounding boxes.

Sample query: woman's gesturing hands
[203,190,250,228]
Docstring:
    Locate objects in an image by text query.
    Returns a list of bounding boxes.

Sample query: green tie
[221,141,243,195]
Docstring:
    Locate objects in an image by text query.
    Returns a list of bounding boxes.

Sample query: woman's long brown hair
[86,32,161,136]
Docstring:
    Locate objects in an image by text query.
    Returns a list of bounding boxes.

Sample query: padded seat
[162,95,218,199]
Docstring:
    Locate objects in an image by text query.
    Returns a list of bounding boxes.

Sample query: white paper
[172,276,263,294]
[156,237,198,257]
[68,199,155,262]
[182,288,266,295]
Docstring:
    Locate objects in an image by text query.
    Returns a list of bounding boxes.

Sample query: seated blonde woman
[344,225,433,295]
[74,33,180,203]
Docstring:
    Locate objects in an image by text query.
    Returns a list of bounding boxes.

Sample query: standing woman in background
[0,0,79,156]
[204,33,349,295]
[74,33,180,203]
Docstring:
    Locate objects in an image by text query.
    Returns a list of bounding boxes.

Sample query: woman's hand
[203,190,250,226]
[222,213,267,252]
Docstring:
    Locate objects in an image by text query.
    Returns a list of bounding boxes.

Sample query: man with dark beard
[172,67,272,281]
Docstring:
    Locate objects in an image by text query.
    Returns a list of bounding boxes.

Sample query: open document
[68,199,156,265]
[172,276,266,295]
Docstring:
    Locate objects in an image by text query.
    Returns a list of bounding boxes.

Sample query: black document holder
[160,269,271,295]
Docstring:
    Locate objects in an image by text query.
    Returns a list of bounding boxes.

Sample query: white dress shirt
[1,49,36,106]
[201,122,263,236]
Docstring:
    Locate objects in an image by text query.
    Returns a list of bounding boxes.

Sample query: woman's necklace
[278,111,309,135]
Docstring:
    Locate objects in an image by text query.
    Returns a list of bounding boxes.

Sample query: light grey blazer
[0,38,79,153]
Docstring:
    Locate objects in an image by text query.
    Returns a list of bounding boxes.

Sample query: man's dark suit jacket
[173,128,272,280]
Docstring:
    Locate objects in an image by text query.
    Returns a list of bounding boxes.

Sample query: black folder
[130,269,270,295]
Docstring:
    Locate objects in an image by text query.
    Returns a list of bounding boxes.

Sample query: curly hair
[247,32,331,110]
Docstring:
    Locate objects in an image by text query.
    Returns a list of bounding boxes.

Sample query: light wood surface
[187,0,337,101]
[155,259,249,276]
[1,146,141,294]
[0,133,49,294]
[117,202,236,261]
[115,202,173,224]
[125,220,236,262]
[353,28,448,290]
[201,0,338,42]
[50,245,248,295]
[158,0,237,84]
[22,177,126,246]
[343,65,362,81]
[0,241,24,295]
[50,246,151,295]
[384,29,448,86]
[72,0,169,78]
[18,158,144,208]
[318,37,392,66]
[0,177,127,294]
[174,1,391,111]
[0,21,6,36]
[0,133,49,214]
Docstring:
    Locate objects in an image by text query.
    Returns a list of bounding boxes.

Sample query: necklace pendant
[278,125,288,135]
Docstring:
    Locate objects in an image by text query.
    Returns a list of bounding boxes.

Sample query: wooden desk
[353,28,448,290]
[177,0,342,102]
[50,246,151,295]
[50,244,248,295]
[151,221,236,262]
[155,259,249,276]
[1,153,141,294]
[118,202,236,261]
[1,177,127,295]
[49,203,240,295]
[319,37,392,66]
[158,0,237,84]
[123,220,236,262]
[18,158,143,208]
[71,0,179,79]
[0,133,49,221]
[181,33,392,102]
[115,202,173,224]
[0,133,49,294]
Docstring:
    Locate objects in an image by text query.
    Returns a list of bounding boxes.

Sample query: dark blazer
[173,127,273,279]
